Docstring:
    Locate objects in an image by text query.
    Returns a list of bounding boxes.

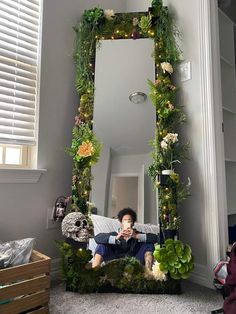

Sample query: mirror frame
[67,0,189,234]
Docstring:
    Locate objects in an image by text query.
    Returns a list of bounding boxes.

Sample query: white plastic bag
[0,238,35,269]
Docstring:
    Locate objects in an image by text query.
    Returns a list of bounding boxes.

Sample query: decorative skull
[61,212,93,242]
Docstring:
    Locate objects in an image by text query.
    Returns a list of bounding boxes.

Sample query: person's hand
[115,229,129,240]
[124,227,135,238]
[115,228,132,240]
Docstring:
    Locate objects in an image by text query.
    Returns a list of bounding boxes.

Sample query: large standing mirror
[91,38,156,223]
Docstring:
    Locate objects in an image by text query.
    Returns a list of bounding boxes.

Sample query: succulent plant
[139,15,152,34]
[153,239,194,280]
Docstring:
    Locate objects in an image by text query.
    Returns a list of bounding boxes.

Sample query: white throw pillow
[88,215,159,254]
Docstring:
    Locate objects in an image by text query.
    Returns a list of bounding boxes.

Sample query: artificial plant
[153,239,194,280]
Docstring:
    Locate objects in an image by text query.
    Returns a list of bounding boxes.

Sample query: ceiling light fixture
[129,92,147,104]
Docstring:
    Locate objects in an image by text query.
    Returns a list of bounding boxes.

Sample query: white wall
[126,0,152,12]
[163,0,207,266]
[91,144,111,216]
[0,0,126,259]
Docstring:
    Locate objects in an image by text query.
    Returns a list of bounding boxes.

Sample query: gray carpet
[49,281,223,314]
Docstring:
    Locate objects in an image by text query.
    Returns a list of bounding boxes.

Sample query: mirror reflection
[91,38,156,223]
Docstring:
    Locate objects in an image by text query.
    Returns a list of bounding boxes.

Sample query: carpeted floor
[49,281,223,314]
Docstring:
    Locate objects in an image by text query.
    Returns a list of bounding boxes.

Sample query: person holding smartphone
[92,207,159,270]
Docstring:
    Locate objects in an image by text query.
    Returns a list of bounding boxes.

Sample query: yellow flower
[77,141,94,157]
[161,62,173,74]
[152,261,167,281]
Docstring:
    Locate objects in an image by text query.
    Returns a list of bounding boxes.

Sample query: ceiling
[93,38,155,156]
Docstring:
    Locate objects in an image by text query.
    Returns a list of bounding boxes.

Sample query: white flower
[152,261,167,281]
[104,9,115,20]
[161,140,168,150]
[133,17,139,26]
[163,133,178,144]
[86,201,95,208]
[161,62,173,74]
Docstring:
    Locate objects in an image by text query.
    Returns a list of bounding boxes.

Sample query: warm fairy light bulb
[125,34,128,37]
[79,181,82,184]
[116,30,119,33]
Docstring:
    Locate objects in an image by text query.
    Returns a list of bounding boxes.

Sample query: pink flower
[155,79,161,85]
[75,115,81,126]
[72,175,77,184]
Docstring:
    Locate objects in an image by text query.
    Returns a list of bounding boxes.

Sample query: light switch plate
[179,61,191,82]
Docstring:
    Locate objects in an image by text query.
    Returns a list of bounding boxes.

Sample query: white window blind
[0,0,41,145]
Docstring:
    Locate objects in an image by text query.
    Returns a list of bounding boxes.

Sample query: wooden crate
[0,250,51,314]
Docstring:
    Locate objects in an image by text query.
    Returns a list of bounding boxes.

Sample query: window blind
[0,0,41,145]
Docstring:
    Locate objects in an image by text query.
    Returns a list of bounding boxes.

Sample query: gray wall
[0,0,126,259]
[110,153,157,224]
[220,1,236,23]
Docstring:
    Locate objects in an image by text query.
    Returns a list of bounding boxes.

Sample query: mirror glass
[91,38,156,223]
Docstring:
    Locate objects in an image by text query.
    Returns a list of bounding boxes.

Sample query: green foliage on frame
[56,241,181,294]
[67,0,190,231]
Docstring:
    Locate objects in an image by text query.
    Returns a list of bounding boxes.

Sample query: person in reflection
[92,208,159,270]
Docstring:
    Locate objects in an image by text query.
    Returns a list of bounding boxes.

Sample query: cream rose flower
[161,62,173,74]
[152,261,167,281]
[161,140,168,150]
[104,9,115,20]
[77,141,94,157]
[163,133,178,144]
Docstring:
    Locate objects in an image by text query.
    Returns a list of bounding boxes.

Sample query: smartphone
[123,221,132,230]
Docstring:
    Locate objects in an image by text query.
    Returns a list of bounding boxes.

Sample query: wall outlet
[179,61,191,82]
[46,207,60,230]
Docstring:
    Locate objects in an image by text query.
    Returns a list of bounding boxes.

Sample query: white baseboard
[189,263,213,289]
[50,257,61,282]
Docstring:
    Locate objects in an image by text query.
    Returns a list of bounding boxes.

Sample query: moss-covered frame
[57,241,182,294]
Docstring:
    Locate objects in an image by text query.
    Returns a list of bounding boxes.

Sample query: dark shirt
[95,231,159,258]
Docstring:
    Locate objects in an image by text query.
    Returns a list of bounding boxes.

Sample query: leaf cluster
[154,239,194,280]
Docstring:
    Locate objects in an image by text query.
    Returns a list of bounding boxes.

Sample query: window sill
[0,168,47,183]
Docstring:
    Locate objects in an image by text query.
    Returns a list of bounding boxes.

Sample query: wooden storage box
[0,250,51,314]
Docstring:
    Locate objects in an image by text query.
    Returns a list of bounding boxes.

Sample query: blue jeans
[95,242,154,265]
